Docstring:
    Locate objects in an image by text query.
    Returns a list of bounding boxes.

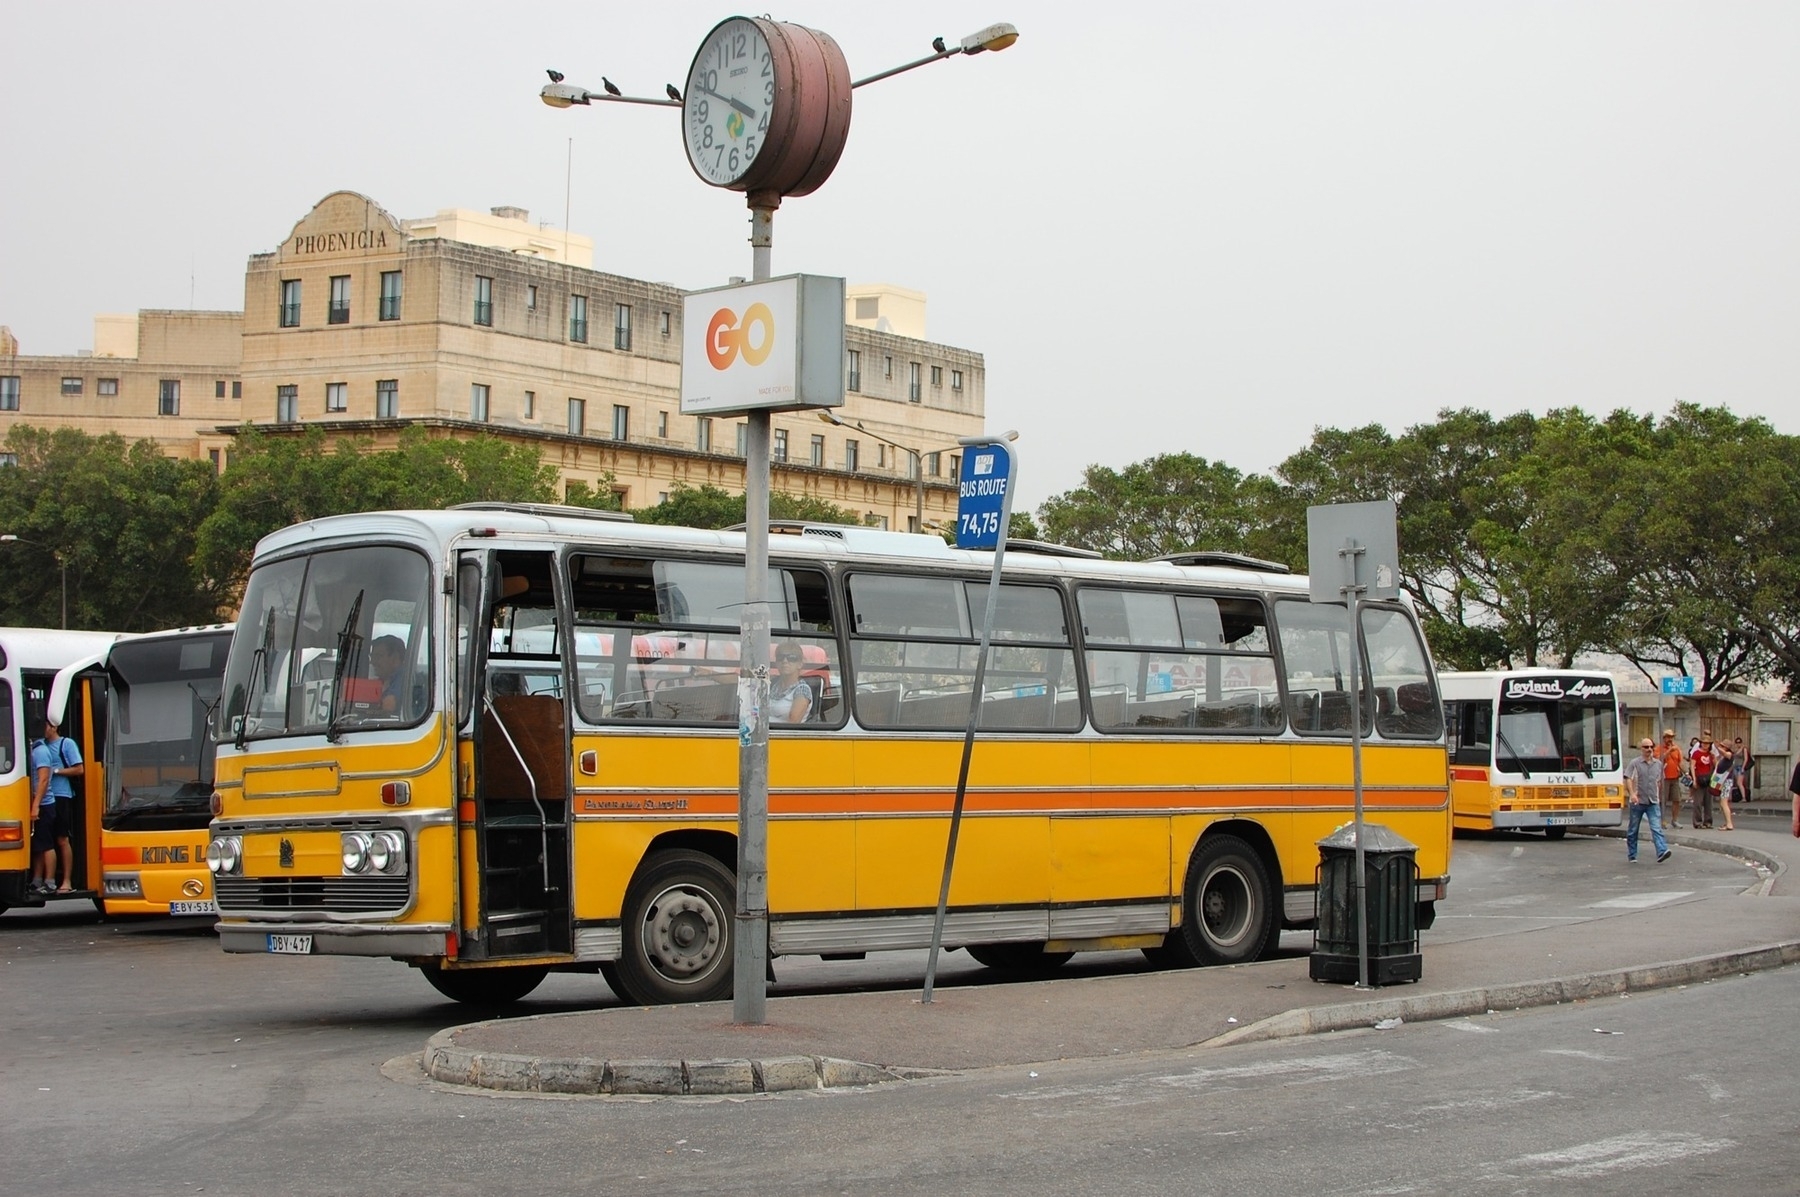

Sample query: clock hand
[691,83,755,120]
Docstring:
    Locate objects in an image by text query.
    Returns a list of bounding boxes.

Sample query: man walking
[1624,737,1672,863]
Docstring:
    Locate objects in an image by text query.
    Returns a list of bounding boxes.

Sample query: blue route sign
[955,441,1015,550]
[1661,676,1695,695]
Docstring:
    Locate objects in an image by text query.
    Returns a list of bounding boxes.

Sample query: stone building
[1,191,988,529]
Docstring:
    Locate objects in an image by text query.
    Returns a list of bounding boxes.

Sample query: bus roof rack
[450,501,634,523]
[1150,550,1292,573]
[1003,538,1103,559]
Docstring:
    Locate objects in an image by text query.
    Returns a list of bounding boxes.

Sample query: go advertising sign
[680,274,845,415]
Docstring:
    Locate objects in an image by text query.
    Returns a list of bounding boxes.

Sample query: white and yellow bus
[208,505,1451,1006]
[1440,669,1624,838]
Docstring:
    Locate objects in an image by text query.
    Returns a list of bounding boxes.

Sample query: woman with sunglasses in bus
[768,643,815,723]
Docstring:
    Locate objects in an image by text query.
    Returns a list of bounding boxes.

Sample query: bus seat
[979,688,1051,730]
[1088,684,1129,729]
[651,679,737,723]
[853,681,903,727]
[482,694,567,804]
[1287,689,1319,732]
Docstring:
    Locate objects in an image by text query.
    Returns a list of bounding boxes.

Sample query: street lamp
[0,534,67,628]
[817,409,961,533]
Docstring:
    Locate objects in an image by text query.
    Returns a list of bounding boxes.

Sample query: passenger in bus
[34,714,82,892]
[768,643,814,723]
[370,635,408,716]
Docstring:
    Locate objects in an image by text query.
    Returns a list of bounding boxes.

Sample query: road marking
[1416,1087,1563,1114]
[998,1049,1417,1105]
[1500,1131,1733,1179]
[1687,1072,1731,1102]
[1439,1018,1500,1033]
[1588,891,1692,908]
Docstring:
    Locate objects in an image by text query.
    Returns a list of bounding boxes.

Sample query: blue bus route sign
[955,442,1014,550]
[1661,676,1696,695]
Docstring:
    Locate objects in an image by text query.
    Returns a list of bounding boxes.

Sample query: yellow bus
[0,628,120,913]
[98,625,234,915]
[1440,669,1624,838]
[208,505,1451,1006]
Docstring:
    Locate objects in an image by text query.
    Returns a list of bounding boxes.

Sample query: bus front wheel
[1156,835,1276,968]
[614,849,736,1006]
[421,963,547,1007]
[967,942,1074,975]
[1545,826,1568,841]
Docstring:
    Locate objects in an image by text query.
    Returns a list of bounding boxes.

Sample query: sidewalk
[425,817,1800,1097]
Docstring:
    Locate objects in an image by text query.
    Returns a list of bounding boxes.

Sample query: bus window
[1360,605,1441,739]
[1079,587,1281,733]
[0,679,12,773]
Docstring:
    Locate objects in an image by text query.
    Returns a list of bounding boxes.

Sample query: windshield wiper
[1495,728,1532,779]
[326,590,366,743]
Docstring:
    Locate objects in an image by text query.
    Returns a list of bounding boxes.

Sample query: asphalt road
[0,822,1787,1195]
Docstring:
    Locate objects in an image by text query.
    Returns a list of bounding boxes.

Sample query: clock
[682,17,853,199]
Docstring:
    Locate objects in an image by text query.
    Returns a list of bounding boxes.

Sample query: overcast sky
[3,2,1796,507]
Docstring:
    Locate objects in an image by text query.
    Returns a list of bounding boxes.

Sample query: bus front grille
[214,876,409,913]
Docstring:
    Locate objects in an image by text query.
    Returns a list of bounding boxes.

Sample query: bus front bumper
[1492,808,1620,830]
[218,920,451,959]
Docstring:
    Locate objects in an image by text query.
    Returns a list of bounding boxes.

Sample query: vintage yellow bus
[208,505,1451,1005]
[98,625,234,915]
[1440,669,1624,837]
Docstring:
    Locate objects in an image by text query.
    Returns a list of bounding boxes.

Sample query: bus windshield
[1495,697,1620,776]
[220,546,433,743]
[106,631,232,827]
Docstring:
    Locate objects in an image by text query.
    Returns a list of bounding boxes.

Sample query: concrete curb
[1203,939,1800,1048]
[423,1021,941,1096]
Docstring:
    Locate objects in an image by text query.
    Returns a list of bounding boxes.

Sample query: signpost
[923,435,1018,1001]
[1305,500,1400,991]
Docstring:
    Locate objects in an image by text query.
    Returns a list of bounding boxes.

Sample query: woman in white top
[768,644,813,723]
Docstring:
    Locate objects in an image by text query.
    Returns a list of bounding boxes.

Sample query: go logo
[706,303,775,371]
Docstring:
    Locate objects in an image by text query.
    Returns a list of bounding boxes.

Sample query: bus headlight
[207,836,242,875]
[342,832,373,875]
[368,830,407,875]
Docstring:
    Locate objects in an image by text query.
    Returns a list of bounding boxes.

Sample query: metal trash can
[1309,821,1421,985]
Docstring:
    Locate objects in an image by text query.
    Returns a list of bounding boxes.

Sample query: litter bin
[1309,821,1421,985]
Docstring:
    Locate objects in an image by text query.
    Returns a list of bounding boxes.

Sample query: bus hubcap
[645,886,722,976]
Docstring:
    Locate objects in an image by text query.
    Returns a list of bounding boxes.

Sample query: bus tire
[1545,826,1567,841]
[967,942,1074,975]
[615,849,736,1006]
[421,963,547,1007]
[1162,834,1277,968]
[1415,900,1438,930]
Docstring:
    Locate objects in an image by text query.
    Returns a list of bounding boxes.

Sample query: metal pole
[913,450,924,532]
[60,555,67,629]
[733,201,776,1025]
[1341,539,1370,991]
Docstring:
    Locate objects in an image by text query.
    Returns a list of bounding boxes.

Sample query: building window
[232,380,242,399]
[568,398,586,436]
[0,453,15,467]
[908,362,921,402]
[471,383,490,422]
[62,377,83,396]
[208,449,221,472]
[614,303,632,350]
[325,382,347,413]
[696,417,712,452]
[884,355,893,380]
[735,423,748,457]
[810,434,825,467]
[868,514,889,531]
[931,365,943,388]
[847,349,860,392]
[877,444,888,468]
[380,271,403,320]
[276,385,298,422]
[845,439,858,472]
[158,379,180,416]
[772,428,788,462]
[927,451,942,477]
[213,380,225,399]
[279,279,301,327]
[98,378,118,397]
[473,276,493,326]
[656,410,668,439]
[523,390,536,420]
[328,274,351,324]
[0,376,19,411]
[527,284,538,311]
[951,369,964,391]
[569,294,588,342]
[660,310,671,337]
[612,404,629,441]
[376,379,398,418]
[949,453,960,479]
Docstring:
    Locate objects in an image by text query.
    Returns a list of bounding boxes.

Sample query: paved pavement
[426,808,1800,1097]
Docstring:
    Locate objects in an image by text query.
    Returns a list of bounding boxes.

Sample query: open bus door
[453,548,573,965]
[17,665,107,911]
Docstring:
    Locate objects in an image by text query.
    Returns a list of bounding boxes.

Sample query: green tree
[1035,453,1257,560]
[632,484,865,530]
[0,426,225,630]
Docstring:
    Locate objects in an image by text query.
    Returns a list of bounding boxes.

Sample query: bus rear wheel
[421,963,547,1007]
[967,942,1074,975]
[1545,827,1568,841]
[1154,834,1277,968]
[613,849,735,1006]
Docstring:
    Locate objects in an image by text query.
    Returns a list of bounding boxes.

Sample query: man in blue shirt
[33,714,83,893]
[28,731,56,894]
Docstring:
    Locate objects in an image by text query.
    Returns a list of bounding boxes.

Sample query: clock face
[684,18,775,188]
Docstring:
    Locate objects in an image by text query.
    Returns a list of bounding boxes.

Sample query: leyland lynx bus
[1440,669,1624,837]
[208,505,1451,1006]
